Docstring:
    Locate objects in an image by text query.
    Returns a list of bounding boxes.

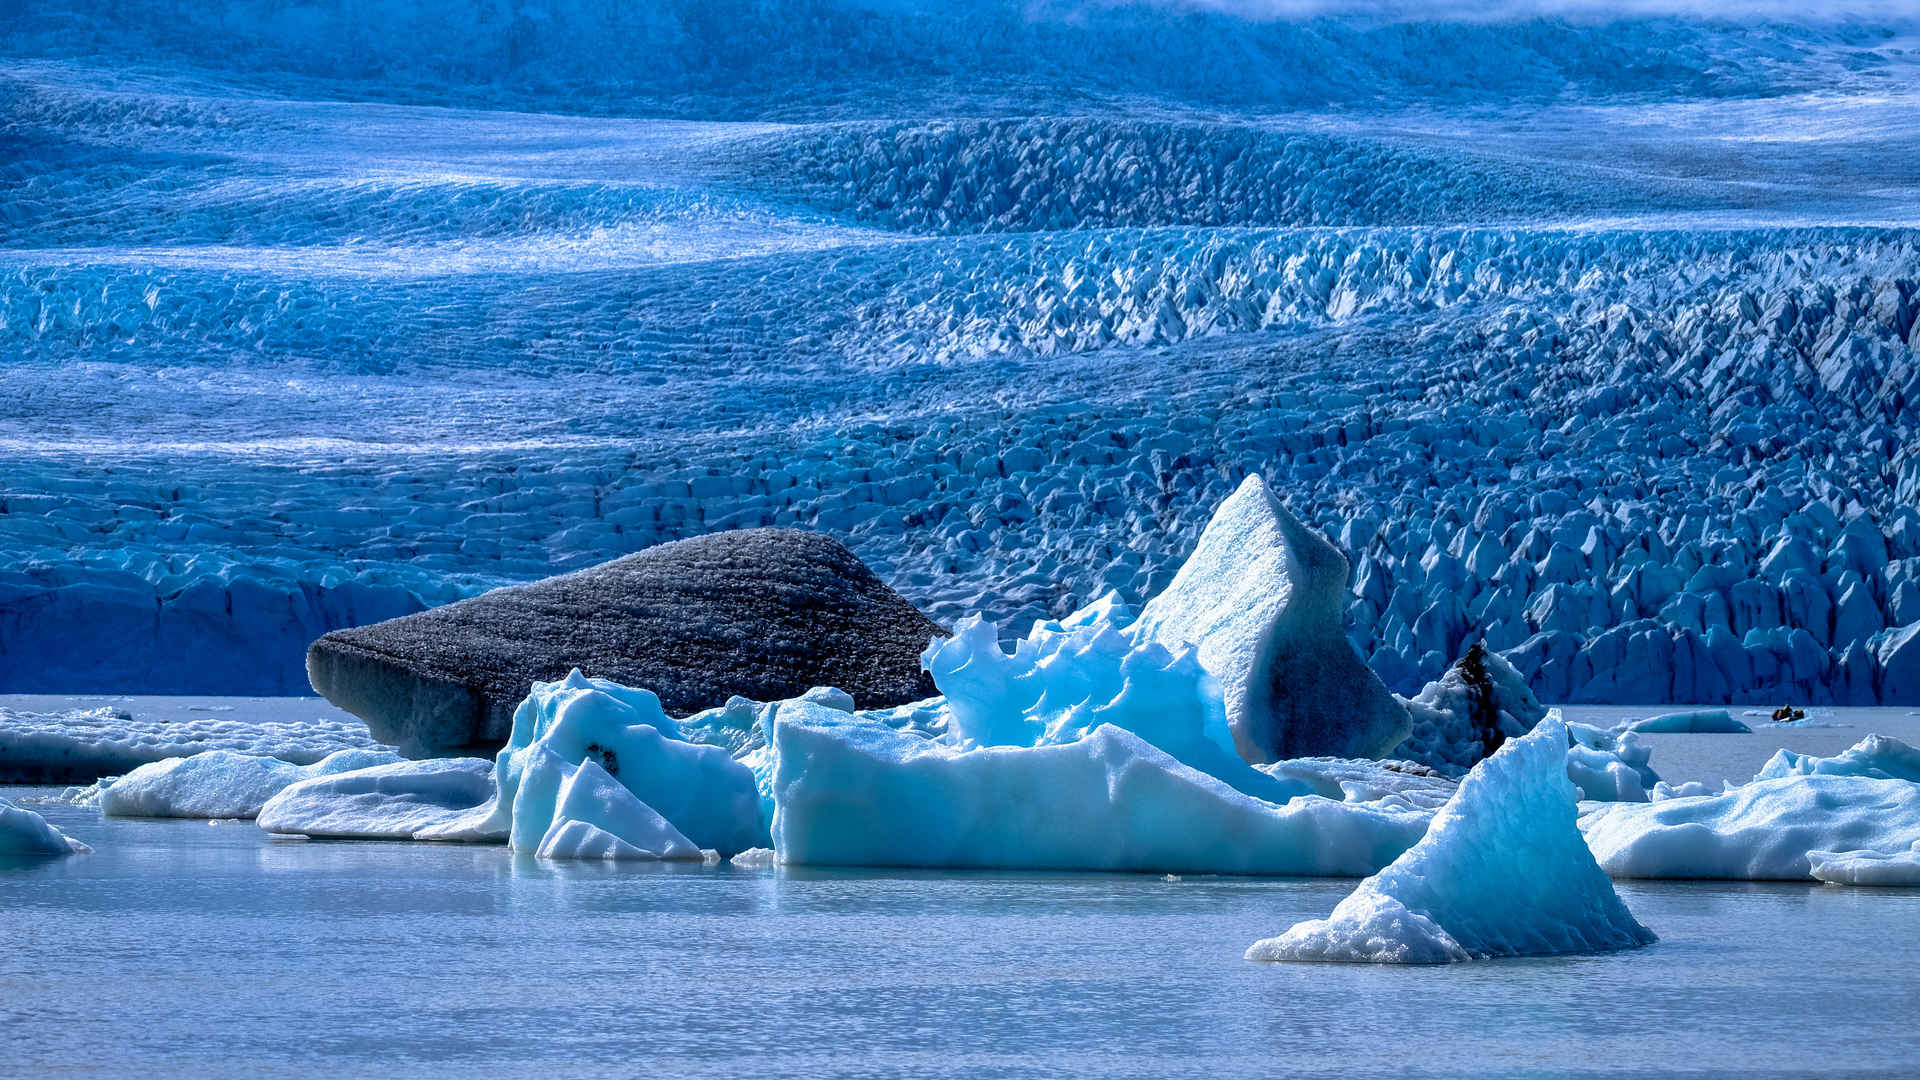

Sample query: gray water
[7,709,1920,1077]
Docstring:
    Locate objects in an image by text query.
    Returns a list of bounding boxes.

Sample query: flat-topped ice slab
[306,529,945,755]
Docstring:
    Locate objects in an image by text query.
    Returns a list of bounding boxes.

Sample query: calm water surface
[6,708,1920,1078]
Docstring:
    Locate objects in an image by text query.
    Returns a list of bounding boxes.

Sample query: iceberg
[530,758,702,861]
[1581,772,1920,880]
[1807,843,1920,887]
[1620,709,1750,734]
[1565,722,1661,802]
[0,796,90,856]
[99,748,400,819]
[416,671,765,855]
[1398,643,1548,773]
[769,700,1430,874]
[1246,719,1654,964]
[1752,734,1920,783]
[257,758,497,839]
[1132,475,1409,763]
[921,605,1300,804]
[0,704,388,784]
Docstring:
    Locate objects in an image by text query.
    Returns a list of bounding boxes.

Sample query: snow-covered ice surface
[0,695,388,782]
[1248,719,1654,963]
[255,757,495,839]
[5,5,1920,708]
[93,747,398,819]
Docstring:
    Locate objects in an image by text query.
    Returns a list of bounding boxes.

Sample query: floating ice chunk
[1752,734,1920,784]
[729,847,778,868]
[1620,709,1750,734]
[1398,643,1547,773]
[1807,843,1920,887]
[416,671,764,855]
[0,796,90,856]
[257,758,497,839]
[531,759,701,861]
[1246,719,1654,964]
[922,608,1296,802]
[99,748,400,820]
[1581,773,1920,880]
[1565,722,1660,802]
[770,701,1430,874]
[1132,475,1409,763]
[1651,779,1726,801]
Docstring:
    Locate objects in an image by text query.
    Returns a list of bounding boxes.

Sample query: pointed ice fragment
[1247,718,1654,964]
[1135,475,1409,763]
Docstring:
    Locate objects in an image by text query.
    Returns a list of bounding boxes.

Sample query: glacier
[3,4,1920,708]
[1247,718,1655,964]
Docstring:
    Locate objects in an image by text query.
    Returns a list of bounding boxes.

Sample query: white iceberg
[1807,843,1920,887]
[99,748,400,819]
[1246,718,1654,964]
[1581,771,1920,881]
[1565,722,1661,802]
[416,671,765,855]
[257,758,498,839]
[769,700,1429,875]
[0,796,90,856]
[1131,475,1409,764]
[1752,734,1920,783]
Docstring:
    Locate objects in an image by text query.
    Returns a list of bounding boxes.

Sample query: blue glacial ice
[1246,719,1655,964]
[415,671,765,855]
[5,4,1920,708]
[768,700,1431,875]
[94,747,399,819]
[1619,709,1751,734]
[0,795,90,856]
[529,758,703,862]
[1132,475,1408,763]
[1580,736,1920,880]
[1564,722,1662,803]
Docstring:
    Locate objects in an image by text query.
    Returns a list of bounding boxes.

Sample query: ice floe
[1807,843,1920,887]
[1246,719,1654,964]
[96,748,401,819]
[257,758,497,840]
[1621,709,1751,734]
[768,700,1430,874]
[1565,723,1662,803]
[0,796,90,856]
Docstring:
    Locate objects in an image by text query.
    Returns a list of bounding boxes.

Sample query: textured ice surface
[256,757,496,839]
[530,758,702,861]
[1622,709,1751,734]
[1247,719,1654,964]
[1565,722,1662,803]
[98,747,399,819]
[1132,476,1407,762]
[1581,771,1920,880]
[1398,644,1548,773]
[5,8,1920,705]
[1752,733,1920,783]
[769,700,1429,874]
[0,703,388,783]
[1807,843,1920,887]
[417,671,764,855]
[0,795,90,856]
